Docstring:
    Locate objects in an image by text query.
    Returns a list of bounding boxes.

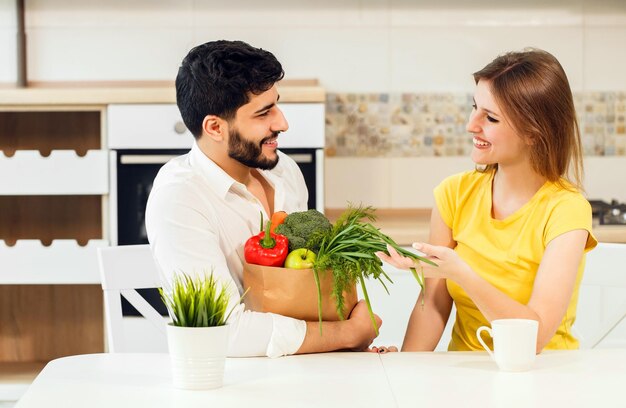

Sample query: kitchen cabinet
[357,256,454,351]
[358,243,626,351]
[0,82,326,402]
[0,107,108,402]
[362,261,626,352]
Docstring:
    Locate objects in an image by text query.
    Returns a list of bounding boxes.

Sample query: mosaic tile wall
[325,92,626,157]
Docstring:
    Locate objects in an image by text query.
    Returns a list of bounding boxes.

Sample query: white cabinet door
[574,243,626,349]
[363,242,626,351]
[357,265,419,348]
[358,253,454,351]
[277,103,325,148]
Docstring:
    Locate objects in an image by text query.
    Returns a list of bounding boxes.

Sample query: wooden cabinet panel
[0,285,104,362]
[0,196,101,246]
[0,111,101,156]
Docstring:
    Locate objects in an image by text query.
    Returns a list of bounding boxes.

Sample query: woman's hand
[368,345,398,354]
[376,243,470,282]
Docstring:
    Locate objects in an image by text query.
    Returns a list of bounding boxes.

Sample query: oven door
[116,149,188,316]
[279,148,323,213]
[116,148,322,246]
[116,149,188,246]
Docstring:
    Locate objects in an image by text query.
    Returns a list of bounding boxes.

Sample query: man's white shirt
[146,142,308,357]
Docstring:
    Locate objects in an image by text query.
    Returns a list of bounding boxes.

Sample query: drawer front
[0,150,108,195]
[0,239,109,284]
[108,103,325,149]
[108,104,193,149]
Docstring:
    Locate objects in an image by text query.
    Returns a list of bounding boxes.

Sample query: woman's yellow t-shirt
[433,170,597,351]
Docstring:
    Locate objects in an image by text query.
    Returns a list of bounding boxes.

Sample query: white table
[15,349,626,408]
[382,350,626,408]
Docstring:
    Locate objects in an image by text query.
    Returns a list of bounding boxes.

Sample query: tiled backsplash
[581,93,626,156]
[326,92,626,157]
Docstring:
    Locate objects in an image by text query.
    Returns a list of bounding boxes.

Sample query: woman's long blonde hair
[473,48,584,191]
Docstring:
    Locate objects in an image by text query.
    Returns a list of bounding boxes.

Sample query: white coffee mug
[476,319,539,372]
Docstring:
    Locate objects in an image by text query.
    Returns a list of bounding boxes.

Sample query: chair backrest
[576,242,626,349]
[97,244,169,352]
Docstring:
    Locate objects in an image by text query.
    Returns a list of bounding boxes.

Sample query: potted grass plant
[159,271,239,390]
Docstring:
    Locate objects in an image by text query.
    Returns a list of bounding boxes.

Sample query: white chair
[576,243,626,349]
[97,244,169,353]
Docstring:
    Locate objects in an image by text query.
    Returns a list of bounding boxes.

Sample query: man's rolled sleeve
[266,313,307,358]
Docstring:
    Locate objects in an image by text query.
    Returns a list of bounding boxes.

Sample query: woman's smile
[473,136,491,149]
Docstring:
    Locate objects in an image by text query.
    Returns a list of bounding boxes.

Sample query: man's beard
[228,128,280,170]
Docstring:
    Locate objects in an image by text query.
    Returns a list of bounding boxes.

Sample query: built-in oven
[117,148,322,246]
[107,102,325,316]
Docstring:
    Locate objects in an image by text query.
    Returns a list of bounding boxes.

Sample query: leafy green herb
[313,205,436,334]
[159,270,244,327]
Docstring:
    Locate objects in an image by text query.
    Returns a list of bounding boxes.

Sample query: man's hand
[346,300,382,351]
[296,299,382,354]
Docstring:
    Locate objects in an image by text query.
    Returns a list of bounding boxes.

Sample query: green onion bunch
[312,205,436,334]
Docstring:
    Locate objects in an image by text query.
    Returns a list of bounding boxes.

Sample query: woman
[377,48,597,353]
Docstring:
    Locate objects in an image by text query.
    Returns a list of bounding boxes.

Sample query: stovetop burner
[589,199,626,225]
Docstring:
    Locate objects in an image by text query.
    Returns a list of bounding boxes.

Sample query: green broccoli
[275,209,332,253]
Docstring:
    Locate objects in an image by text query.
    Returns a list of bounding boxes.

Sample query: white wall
[1,0,626,92]
[325,156,626,208]
[0,0,17,83]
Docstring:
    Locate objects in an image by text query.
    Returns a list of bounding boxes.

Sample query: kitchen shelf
[0,150,108,195]
[0,81,325,105]
[0,239,109,284]
[0,100,110,370]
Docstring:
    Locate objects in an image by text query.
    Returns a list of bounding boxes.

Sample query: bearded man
[146,40,380,358]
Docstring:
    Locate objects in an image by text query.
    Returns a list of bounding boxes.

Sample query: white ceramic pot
[166,324,229,390]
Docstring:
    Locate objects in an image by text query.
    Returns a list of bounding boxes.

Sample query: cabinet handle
[120,154,179,164]
[174,121,187,135]
[286,153,313,164]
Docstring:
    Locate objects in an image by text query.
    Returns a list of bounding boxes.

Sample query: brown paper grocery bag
[242,262,357,321]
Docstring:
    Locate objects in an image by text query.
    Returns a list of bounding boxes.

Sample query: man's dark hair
[175,40,284,139]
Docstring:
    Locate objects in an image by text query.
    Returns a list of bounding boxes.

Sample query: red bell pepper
[244,219,289,267]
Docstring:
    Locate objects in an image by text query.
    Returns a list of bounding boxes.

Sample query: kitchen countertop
[0,80,325,106]
[326,208,626,245]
